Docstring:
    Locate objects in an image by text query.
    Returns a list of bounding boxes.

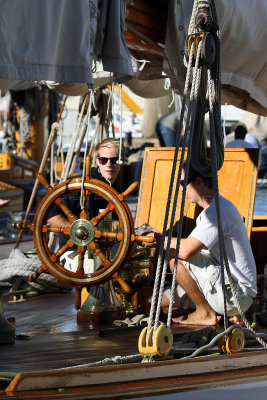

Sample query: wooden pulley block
[185,32,216,65]
[138,324,173,357]
[18,175,155,296]
[218,328,245,354]
[201,32,216,65]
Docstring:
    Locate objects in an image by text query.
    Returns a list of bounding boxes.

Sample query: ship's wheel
[16,172,154,309]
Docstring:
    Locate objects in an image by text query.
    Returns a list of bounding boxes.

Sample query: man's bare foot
[172,310,220,326]
[229,315,244,326]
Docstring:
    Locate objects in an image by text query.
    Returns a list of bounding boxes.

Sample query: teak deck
[2,289,267,399]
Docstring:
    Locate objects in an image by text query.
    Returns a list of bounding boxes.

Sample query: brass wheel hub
[70,219,95,246]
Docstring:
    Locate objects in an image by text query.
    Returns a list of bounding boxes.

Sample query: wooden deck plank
[1,291,142,373]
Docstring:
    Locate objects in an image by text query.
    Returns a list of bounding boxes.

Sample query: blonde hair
[95,138,125,158]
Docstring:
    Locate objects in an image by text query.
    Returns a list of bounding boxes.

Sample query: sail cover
[0,0,133,85]
[0,0,266,114]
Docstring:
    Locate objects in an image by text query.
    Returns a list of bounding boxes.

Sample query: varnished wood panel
[136,148,259,239]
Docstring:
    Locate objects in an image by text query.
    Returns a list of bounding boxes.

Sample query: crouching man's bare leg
[171,260,220,326]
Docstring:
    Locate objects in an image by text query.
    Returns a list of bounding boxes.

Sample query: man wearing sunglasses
[144,163,257,327]
[47,138,124,231]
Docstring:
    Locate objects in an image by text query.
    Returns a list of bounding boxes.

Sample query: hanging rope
[50,123,64,184]
[80,89,95,210]
[68,100,92,177]
[118,84,124,165]
[61,94,88,181]
[14,96,68,249]
[167,43,205,329]
[89,83,117,167]
[186,0,224,177]
[147,40,197,336]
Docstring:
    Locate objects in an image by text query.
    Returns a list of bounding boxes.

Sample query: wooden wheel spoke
[13,222,34,232]
[90,203,115,227]
[76,246,85,276]
[42,225,70,235]
[94,230,123,241]
[133,234,156,243]
[54,197,76,224]
[51,239,75,262]
[79,208,87,220]
[88,241,111,268]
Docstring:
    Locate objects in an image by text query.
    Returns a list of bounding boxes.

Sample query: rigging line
[222,102,227,142]
[50,138,55,185]
[89,117,100,160]
[61,95,88,181]
[187,0,229,330]
[207,67,228,330]
[106,77,114,118]
[158,58,202,331]
[52,123,64,183]
[57,124,65,181]
[147,42,195,335]
[111,79,116,138]
[118,84,123,164]
[14,96,68,249]
[168,89,175,108]
[69,106,91,177]
[166,44,204,329]
[80,89,94,210]
[181,324,239,359]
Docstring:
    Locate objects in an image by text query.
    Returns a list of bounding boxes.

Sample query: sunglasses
[98,157,119,165]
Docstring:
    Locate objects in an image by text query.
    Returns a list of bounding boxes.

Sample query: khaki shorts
[164,252,253,316]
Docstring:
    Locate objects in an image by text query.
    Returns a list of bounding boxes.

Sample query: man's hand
[47,214,71,228]
[141,226,161,248]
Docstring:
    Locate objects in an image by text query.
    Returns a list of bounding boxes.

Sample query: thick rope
[50,123,64,184]
[207,68,229,330]
[69,103,92,176]
[118,84,124,164]
[147,44,196,336]
[167,44,205,328]
[80,89,94,209]
[61,95,88,181]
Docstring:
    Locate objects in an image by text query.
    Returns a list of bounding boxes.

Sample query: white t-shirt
[190,196,257,297]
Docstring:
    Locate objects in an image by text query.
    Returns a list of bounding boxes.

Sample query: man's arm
[177,236,205,260]
[47,215,71,228]
[146,231,206,260]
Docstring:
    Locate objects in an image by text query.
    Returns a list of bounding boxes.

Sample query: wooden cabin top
[135,148,259,239]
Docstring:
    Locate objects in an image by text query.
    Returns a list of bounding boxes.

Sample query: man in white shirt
[144,163,257,326]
